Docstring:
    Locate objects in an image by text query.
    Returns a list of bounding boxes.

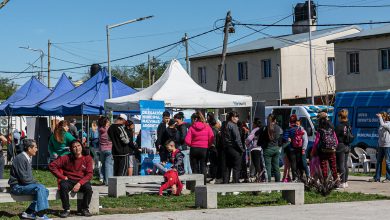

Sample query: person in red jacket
[49,140,94,218]
[185,111,214,184]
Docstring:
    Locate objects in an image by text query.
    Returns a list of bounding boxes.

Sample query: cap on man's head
[118,113,128,121]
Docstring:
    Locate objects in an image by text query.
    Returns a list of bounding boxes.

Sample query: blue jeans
[11,183,49,212]
[182,149,192,174]
[374,147,390,181]
[101,150,114,185]
[153,162,170,174]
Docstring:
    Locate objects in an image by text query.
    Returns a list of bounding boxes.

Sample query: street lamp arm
[107,15,153,29]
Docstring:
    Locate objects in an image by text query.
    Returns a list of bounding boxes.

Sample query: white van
[265,105,334,145]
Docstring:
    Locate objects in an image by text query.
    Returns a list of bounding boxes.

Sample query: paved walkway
[61,174,390,219]
[65,200,390,220]
[340,175,390,196]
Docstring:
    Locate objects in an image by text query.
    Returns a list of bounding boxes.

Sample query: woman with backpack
[335,109,353,188]
[221,111,244,183]
[311,115,339,181]
[370,112,390,183]
[263,114,283,182]
[283,114,308,182]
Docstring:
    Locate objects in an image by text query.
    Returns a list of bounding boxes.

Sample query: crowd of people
[1,108,390,219]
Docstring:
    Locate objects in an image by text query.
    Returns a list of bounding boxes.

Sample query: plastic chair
[354,147,371,172]
[365,148,377,170]
[348,152,363,173]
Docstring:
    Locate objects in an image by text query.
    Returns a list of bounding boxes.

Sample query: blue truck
[334,90,390,149]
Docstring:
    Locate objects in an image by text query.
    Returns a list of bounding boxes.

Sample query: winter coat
[185,122,214,149]
[221,121,244,153]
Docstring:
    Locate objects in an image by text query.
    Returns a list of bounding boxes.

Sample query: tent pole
[81,114,84,142]
[87,115,90,148]
[249,106,253,130]
[36,116,40,169]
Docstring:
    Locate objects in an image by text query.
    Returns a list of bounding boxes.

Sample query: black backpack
[256,126,269,148]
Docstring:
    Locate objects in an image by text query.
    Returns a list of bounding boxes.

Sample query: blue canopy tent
[38,68,137,116]
[41,73,75,103]
[0,76,51,116]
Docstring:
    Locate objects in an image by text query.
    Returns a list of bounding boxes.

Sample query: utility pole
[148,54,151,86]
[216,11,233,93]
[152,56,155,84]
[308,0,315,105]
[182,33,190,75]
[48,39,51,88]
[277,64,282,106]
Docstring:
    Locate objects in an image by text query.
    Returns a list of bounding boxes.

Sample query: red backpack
[292,127,305,148]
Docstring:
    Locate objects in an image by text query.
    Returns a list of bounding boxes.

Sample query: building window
[328,57,335,76]
[381,49,390,70]
[261,59,272,78]
[238,62,248,81]
[348,52,359,74]
[198,67,206,84]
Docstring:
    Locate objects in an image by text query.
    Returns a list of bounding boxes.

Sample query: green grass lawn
[1,169,389,219]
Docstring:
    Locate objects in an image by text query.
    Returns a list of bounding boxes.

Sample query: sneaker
[21,212,36,219]
[59,210,70,218]
[368,178,380,182]
[35,215,52,220]
[78,209,92,217]
[215,178,223,184]
[232,192,240,195]
[345,182,349,188]
[337,183,346,189]
[382,179,390,183]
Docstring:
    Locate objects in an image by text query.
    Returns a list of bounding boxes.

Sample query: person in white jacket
[245,118,268,182]
[370,112,390,183]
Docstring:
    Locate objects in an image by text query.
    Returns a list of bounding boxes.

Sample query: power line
[318,4,390,7]
[49,55,88,66]
[237,20,390,27]
[190,13,293,58]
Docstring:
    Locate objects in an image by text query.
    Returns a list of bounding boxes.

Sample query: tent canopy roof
[0,76,51,116]
[39,68,137,115]
[105,60,252,111]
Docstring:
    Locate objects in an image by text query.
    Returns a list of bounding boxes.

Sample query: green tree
[83,59,168,89]
[0,77,17,100]
[112,59,168,89]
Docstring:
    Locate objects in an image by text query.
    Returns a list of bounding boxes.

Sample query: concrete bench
[108,174,204,198]
[0,179,99,214]
[195,183,304,209]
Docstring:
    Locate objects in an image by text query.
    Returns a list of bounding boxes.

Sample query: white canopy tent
[104,59,252,111]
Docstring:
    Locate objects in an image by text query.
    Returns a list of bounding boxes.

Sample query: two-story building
[328,25,390,92]
[189,26,360,106]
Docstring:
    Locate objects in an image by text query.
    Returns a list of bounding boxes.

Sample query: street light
[19,46,44,82]
[106,16,154,101]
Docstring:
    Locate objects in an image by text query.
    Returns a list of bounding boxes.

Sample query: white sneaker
[232,192,240,195]
[221,192,226,196]
[345,182,349,188]
[21,212,36,220]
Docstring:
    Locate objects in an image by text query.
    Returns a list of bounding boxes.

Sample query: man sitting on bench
[8,139,52,220]
[49,140,93,218]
